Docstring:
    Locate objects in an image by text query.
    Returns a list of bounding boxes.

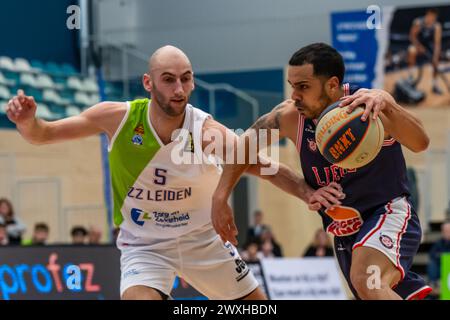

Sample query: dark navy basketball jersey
[295,83,410,234]
[416,17,437,52]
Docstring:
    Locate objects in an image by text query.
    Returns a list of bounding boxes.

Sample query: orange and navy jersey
[295,84,410,232]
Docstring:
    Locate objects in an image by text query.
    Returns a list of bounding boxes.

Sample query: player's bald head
[148,45,192,75]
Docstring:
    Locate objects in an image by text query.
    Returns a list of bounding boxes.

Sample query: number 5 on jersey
[154,168,167,185]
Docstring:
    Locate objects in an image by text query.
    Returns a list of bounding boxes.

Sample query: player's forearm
[213,163,250,201]
[262,162,314,203]
[16,118,51,145]
[381,102,429,152]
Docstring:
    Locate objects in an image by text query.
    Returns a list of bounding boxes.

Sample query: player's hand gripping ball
[315,101,384,169]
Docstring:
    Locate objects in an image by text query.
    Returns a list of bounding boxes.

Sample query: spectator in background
[71,226,88,245]
[23,223,49,246]
[260,228,283,257]
[0,217,9,246]
[0,198,26,245]
[240,238,261,263]
[303,229,334,257]
[246,210,270,242]
[427,221,450,290]
[258,240,275,259]
[88,226,102,245]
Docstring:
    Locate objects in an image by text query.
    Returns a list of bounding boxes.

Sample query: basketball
[315,101,385,169]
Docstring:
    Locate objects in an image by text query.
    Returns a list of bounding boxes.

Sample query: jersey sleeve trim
[108,101,131,152]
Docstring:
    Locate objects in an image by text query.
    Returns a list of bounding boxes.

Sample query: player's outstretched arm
[205,101,344,244]
[205,102,293,244]
[339,88,430,153]
[4,89,125,145]
[247,158,344,210]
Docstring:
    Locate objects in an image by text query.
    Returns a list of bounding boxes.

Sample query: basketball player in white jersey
[5,45,344,300]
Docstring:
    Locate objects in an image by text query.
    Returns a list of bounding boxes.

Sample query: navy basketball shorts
[330,196,432,300]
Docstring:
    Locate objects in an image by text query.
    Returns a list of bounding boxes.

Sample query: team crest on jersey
[183,132,195,153]
[325,206,363,237]
[130,208,152,226]
[379,234,394,249]
[305,124,315,134]
[307,138,318,152]
[132,124,145,145]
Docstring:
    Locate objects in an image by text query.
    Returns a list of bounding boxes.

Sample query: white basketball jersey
[108,99,222,246]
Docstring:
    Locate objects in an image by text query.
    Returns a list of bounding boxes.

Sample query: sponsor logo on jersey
[307,138,318,152]
[379,234,394,249]
[132,124,145,145]
[325,206,363,237]
[130,208,191,228]
[123,269,140,278]
[130,208,152,226]
[183,132,195,153]
[305,124,315,134]
[234,257,249,282]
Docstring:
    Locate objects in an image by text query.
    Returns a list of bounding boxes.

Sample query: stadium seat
[0,71,15,86]
[0,56,15,71]
[59,89,75,104]
[0,85,11,100]
[48,103,66,119]
[35,74,57,89]
[0,100,7,114]
[82,78,99,92]
[89,93,101,105]
[61,63,78,76]
[20,73,38,88]
[66,105,81,117]
[14,58,32,72]
[36,103,56,120]
[67,77,84,91]
[43,89,69,105]
[45,62,62,75]
[30,60,45,71]
[2,70,20,84]
[74,91,91,106]
[23,87,43,102]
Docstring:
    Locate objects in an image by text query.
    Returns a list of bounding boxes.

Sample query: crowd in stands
[0,197,107,246]
[427,220,450,294]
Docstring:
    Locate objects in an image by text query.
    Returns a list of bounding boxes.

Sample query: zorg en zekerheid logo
[131,208,190,227]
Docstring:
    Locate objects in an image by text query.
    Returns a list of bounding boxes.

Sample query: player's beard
[297,85,333,120]
[151,83,188,117]
[315,83,334,119]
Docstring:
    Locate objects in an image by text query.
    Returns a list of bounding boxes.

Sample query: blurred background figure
[71,226,88,245]
[88,226,102,245]
[427,221,450,292]
[246,210,270,243]
[112,227,121,244]
[259,228,283,257]
[303,229,334,257]
[258,239,275,259]
[0,198,26,245]
[0,217,9,246]
[240,238,261,263]
[23,222,49,246]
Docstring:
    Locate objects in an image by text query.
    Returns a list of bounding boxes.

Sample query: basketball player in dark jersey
[211,43,431,300]
[408,8,443,94]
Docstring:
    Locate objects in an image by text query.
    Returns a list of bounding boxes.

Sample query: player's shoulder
[81,101,129,132]
[90,100,127,111]
[273,99,297,115]
[201,117,229,136]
